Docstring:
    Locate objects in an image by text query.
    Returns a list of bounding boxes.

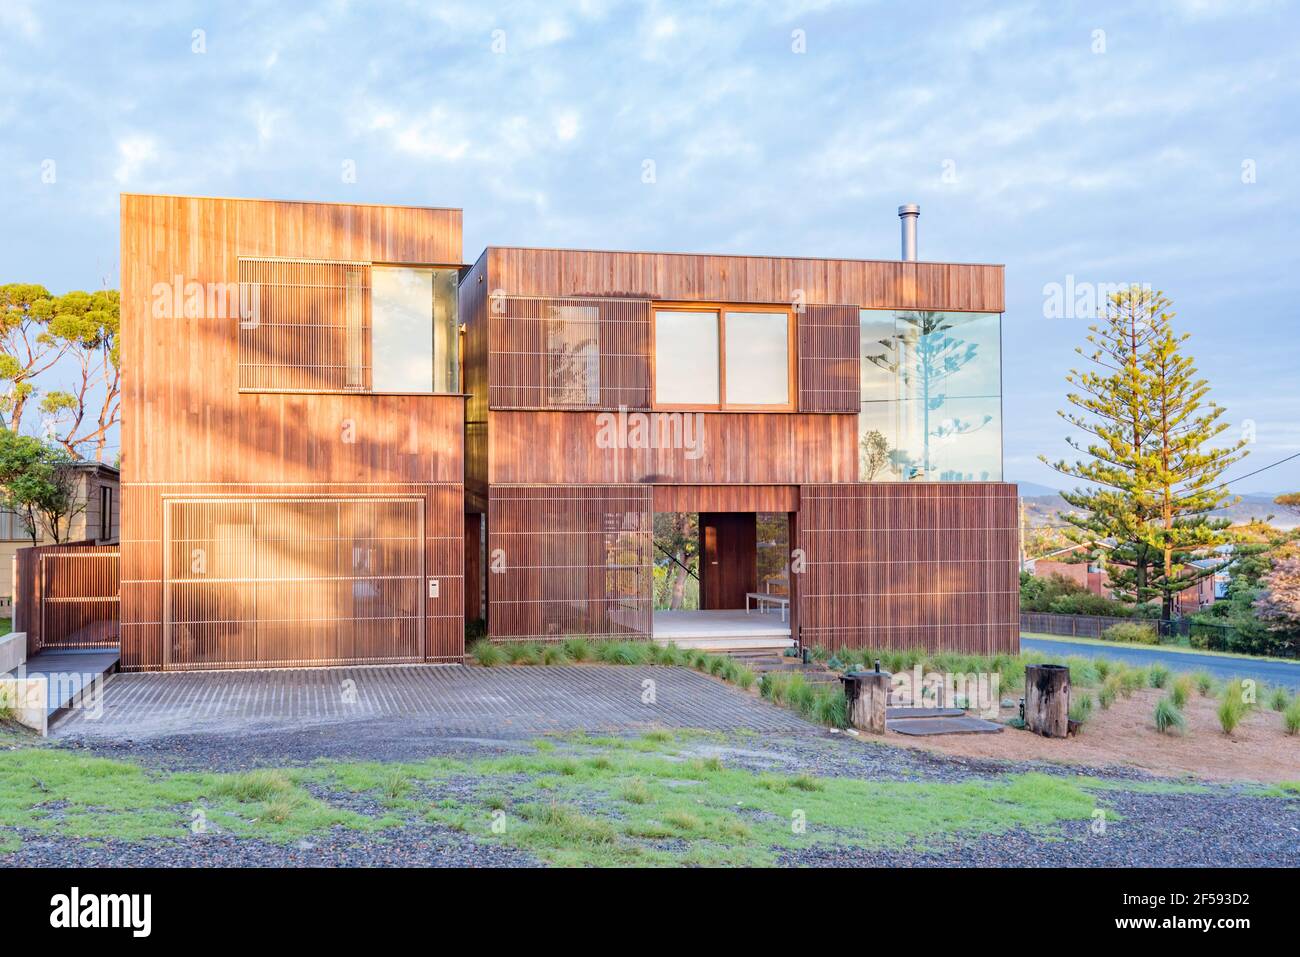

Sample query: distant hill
[1020,491,1300,531]
[1010,480,1061,498]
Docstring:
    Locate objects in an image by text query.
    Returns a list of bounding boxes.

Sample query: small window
[652,305,794,410]
[100,485,114,542]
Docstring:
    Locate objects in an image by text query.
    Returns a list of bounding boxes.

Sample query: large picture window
[239,258,459,394]
[858,309,1002,482]
[653,305,794,410]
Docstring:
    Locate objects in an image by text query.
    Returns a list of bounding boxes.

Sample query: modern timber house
[118,193,1017,672]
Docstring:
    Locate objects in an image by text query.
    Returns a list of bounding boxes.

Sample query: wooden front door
[699,513,757,610]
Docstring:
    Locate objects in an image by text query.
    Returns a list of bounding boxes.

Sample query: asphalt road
[1021,635,1300,690]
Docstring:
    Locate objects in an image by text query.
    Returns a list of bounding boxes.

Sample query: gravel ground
[8,724,1297,867]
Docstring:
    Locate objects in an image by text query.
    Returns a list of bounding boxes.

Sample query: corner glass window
[859,309,1002,482]
[371,266,459,393]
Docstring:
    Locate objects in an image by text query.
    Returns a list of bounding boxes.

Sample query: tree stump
[842,670,891,734]
[1025,664,1070,738]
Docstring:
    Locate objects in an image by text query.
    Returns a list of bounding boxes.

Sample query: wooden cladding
[488,485,652,640]
[14,544,121,657]
[488,296,651,410]
[162,497,424,669]
[121,482,463,671]
[798,304,860,413]
[652,484,799,514]
[489,411,857,485]
[486,247,1004,313]
[796,483,1019,654]
[238,258,370,392]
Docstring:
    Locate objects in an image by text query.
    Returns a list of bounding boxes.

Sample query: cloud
[113,136,157,185]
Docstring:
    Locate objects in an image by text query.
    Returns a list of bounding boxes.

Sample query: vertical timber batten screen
[798,304,860,413]
[238,258,371,392]
[488,296,652,410]
[797,483,1019,653]
[163,497,423,669]
[488,485,652,640]
[15,543,121,657]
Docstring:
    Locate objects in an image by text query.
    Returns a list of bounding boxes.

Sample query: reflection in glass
[546,304,600,405]
[371,265,459,393]
[654,310,719,405]
[859,310,1002,481]
[724,311,789,406]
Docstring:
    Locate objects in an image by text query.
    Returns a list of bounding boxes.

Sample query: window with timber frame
[651,304,795,411]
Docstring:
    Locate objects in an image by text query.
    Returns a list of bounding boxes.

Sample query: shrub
[1147,663,1170,689]
[1102,622,1159,645]
[1268,686,1290,712]
[1170,675,1193,710]
[1194,671,1215,697]
[470,640,505,667]
[1154,697,1185,735]
[1284,698,1300,736]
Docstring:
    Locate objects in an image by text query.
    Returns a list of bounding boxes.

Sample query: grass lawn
[0,618,10,638]
[0,727,1130,866]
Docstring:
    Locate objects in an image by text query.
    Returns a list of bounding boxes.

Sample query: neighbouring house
[116,193,1017,672]
[1025,539,1232,614]
[1,461,120,609]
[1023,541,1111,597]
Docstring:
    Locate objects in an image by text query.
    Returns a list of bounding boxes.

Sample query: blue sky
[2,0,1297,492]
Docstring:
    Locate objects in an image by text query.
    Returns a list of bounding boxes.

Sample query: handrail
[654,541,698,581]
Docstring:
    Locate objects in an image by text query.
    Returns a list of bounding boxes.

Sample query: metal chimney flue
[898,204,919,261]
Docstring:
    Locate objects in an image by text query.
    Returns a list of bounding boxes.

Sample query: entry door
[699,513,757,610]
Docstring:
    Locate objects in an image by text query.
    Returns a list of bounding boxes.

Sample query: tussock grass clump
[1069,694,1093,731]
[540,644,571,666]
[733,666,757,691]
[1154,697,1186,735]
[212,770,294,803]
[788,773,824,792]
[505,642,542,665]
[1097,677,1120,710]
[1119,667,1145,697]
[562,637,592,662]
[1170,675,1193,710]
[1147,663,1170,689]
[1268,686,1290,712]
[618,778,652,805]
[470,640,505,667]
[1194,671,1215,696]
[1217,686,1247,736]
[1284,698,1300,736]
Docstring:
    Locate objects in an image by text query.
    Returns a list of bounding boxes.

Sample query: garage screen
[164,498,423,668]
